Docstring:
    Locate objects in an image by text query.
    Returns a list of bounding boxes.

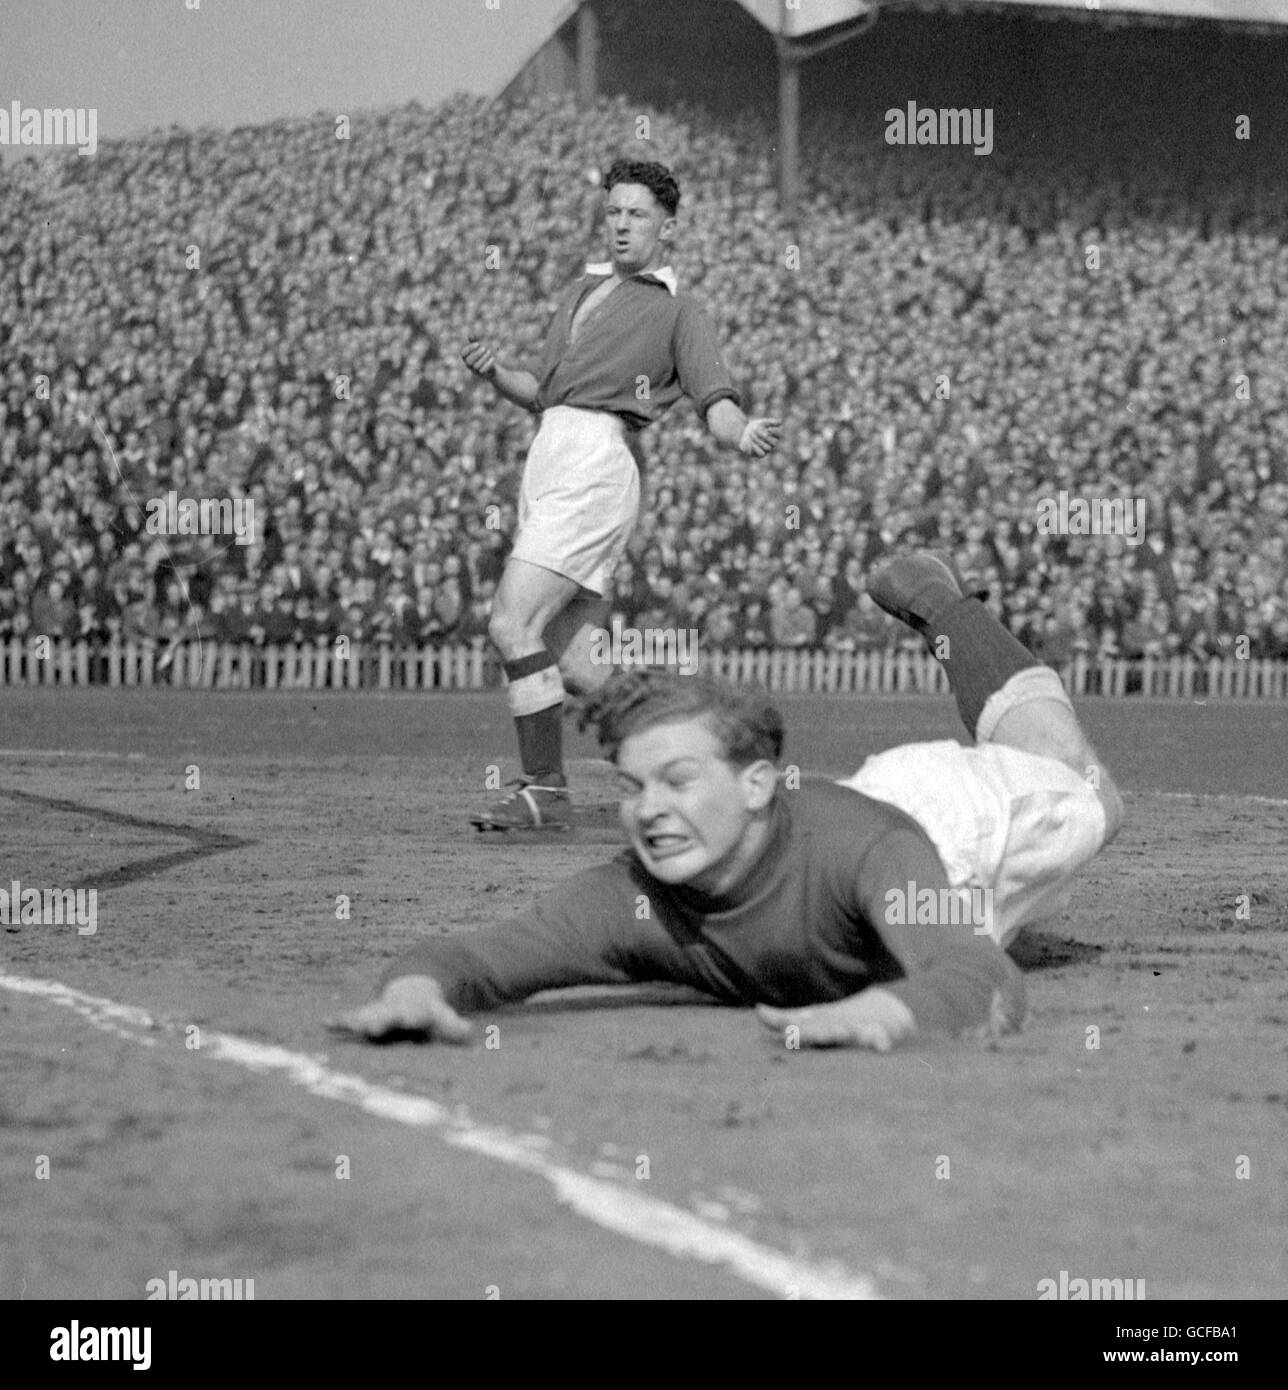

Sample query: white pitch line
[0,972,878,1301]
[1149,791,1288,808]
[5,973,159,1047]
[0,748,148,761]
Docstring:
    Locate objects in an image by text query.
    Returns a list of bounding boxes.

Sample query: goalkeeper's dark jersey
[383,780,1024,1035]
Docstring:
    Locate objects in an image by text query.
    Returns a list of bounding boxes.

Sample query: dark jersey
[384,781,1024,1035]
[526,265,740,431]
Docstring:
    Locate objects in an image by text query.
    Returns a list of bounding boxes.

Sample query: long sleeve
[377,859,698,1012]
[847,826,1026,1035]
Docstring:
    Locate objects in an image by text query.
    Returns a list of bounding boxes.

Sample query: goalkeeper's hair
[580,669,784,768]
[603,159,680,217]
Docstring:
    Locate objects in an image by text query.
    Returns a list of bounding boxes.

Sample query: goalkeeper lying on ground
[329,552,1125,1052]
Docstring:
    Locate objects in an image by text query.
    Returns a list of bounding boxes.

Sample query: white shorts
[837,740,1108,947]
[510,406,640,597]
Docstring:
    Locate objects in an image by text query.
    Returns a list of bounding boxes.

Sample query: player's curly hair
[603,159,680,217]
[580,669,784,767]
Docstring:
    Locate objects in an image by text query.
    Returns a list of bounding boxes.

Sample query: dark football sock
[928,598,1043,739]
[514,705,565,785]
[504,652,565,785]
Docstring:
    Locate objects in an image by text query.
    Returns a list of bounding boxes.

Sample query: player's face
[615,717,775,896]
[604,183,675,275]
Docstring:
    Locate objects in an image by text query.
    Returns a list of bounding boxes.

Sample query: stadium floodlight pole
[576,0,599,107]
[775,0,881,225]
[777,34,801,229]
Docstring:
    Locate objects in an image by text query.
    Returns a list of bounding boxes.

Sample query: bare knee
[486,608,517,656]
[488,605,543,660]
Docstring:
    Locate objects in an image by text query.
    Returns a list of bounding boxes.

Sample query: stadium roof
[733,0,1288,28]
[735,0,874,35]
[904,0,1287,21]
[498,0,1286,99]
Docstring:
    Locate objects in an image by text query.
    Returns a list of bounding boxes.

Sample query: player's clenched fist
[738,417,782,458]
[756,986,917,1052]
[461,338,498,380]
[326,975,473,1044]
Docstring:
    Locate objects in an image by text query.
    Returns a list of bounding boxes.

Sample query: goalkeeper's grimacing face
[614,716,777,898]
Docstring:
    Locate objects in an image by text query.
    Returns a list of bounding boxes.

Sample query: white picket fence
[1,637,1286,698]
[0,636,486,690]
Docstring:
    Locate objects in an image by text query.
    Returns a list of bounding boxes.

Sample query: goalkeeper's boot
[470,778,572,832]
[867,550,989,637]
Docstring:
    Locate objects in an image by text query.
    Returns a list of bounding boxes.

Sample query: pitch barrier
[1,637,1286,698]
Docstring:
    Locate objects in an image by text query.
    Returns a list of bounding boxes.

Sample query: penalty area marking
[0,971,879,1301]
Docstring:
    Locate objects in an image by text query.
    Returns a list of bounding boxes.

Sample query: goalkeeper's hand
[326,975,474,1044]
[756,986,916,1052]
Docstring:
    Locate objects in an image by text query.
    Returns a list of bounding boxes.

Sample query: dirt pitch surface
[1,688,1285,1301]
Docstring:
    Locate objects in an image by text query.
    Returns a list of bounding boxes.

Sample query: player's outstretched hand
[756,987,916,1052]
[461,339,498,380]
[739,417,782,458]
[326,975,474,1045]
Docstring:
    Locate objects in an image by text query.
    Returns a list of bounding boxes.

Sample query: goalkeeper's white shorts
[510,406,640,597]
[838,739,1108,947]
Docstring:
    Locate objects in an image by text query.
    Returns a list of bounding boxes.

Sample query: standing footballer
[460,158,781,831]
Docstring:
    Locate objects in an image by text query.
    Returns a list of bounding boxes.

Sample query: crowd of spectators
[2,14,1286,669]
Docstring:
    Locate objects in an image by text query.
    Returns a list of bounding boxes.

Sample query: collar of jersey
[584,262,678,296]
[666,794,791,914]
